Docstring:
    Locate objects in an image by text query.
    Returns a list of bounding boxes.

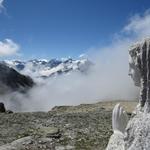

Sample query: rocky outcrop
[126,38,150,149]
[129,38,150,112]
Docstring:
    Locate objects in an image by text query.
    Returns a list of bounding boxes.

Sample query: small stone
[6,110,13,114]
[38,140,42,144]
[38,127,61,139]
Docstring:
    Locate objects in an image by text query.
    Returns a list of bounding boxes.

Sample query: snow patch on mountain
[1,58,92,80]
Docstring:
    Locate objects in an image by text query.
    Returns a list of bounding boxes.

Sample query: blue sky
[0,0,150,59]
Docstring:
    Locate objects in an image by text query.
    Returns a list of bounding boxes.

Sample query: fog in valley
[1,11,150,111]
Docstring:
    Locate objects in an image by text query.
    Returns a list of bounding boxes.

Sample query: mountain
[2,58,92,79]
[0,63,34,94]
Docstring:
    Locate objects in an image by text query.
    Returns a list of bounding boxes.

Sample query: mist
[2,11,150,111]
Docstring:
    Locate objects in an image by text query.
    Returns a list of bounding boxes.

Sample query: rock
[0,102,6,113]
[55,145,75,150]
[37,126,61,139]
[107,38,150,150]
[6,110,13,114]
[106,132,124,150]
[0,103,13,114]
[124,38,150,148]
[129,38,150,112]
[124,112,150,149]
[0,136,32,150]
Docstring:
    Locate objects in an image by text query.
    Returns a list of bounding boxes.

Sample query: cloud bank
[0,39,20,57]
[2,10,150,112]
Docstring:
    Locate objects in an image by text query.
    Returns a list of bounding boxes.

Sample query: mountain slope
[0,63,34,93]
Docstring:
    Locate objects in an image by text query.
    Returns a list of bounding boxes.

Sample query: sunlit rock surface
[125,112,150,150]
[129,38,150,112]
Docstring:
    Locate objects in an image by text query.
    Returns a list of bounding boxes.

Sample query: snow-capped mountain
[1,58,92,79]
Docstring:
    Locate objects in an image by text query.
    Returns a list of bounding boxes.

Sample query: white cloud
[0,0,5,13]
[0,39,20,56]
[124,10,150,39]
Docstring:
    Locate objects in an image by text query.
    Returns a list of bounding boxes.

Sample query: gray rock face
[125,112,150,150]
[129,38,150,112]
[106,132,125,150]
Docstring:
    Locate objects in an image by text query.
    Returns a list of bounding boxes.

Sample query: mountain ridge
[1,58,92,79]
